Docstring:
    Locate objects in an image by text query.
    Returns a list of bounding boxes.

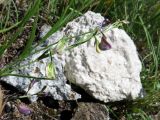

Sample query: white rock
[64,28,143,102]
[47,11,142,102]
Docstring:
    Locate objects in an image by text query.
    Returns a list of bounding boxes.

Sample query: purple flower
[17,104,32,115]
[99,34,111,50]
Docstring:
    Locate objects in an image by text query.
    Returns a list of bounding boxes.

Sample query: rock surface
[0,11,143,102]
[1,54,80,102]
[71,103,109,120]
[0,11,104,102]
[64,28,143,102]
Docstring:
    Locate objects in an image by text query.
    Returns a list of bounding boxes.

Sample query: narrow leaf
[0,0,41,57]
[19,3,40,59]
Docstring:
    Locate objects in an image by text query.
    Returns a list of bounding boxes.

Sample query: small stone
[5,102,12,113]
[4,102,16,113]
[71,103,109,120]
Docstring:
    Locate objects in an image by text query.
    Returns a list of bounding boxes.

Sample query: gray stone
[71,103,109,120]
[1,53,80,102]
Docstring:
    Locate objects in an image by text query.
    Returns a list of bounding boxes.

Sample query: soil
[0,81,112,120]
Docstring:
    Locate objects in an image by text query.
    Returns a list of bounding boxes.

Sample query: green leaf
[19,3,40,60]
[46,62,56,79]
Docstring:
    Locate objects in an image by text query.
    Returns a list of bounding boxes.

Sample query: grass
[0,0,160,119]
[107,0,160,119]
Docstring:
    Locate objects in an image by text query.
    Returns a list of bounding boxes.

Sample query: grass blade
[0,0,41,57]
[0,22,20,33]
[139,16,158,75]
[19,3,40,59]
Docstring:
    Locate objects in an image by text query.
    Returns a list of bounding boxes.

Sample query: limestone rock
[40,11,143,103]
[64,28,143,102]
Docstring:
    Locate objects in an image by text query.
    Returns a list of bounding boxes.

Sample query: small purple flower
[99,34,111,50]
[17,104,32,115]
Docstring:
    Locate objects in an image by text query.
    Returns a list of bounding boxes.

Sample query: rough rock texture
[64,28,143,102]
[62,12,142,102]
[0,11,143,102]
[1,53,80,102]
[0,11,105,102]
[71,103,109,120]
